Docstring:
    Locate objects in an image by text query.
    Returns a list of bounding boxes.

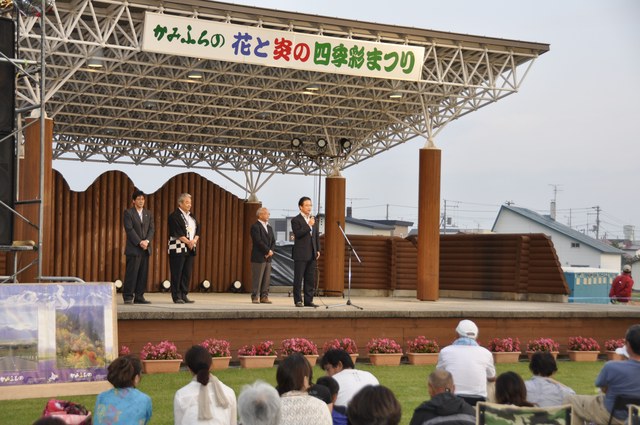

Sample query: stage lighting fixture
[187,70,203,79]
[87,48,105,68]
[291,138,302,148]
[316,138,327,149]
[200,279,211,292]
[161,279,171,292]
[305,84,320,91]
[339,138,352,151]
[230,280,243,293]
[114,279,123,292]
[389,91,403,99]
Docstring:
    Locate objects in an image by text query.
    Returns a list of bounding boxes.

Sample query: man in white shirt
[436,319,496,406]
[319,348,379,408]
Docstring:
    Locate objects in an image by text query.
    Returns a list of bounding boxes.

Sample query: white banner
[142,12,424,81]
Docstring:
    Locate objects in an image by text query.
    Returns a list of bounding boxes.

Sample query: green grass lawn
[0,360,604,425]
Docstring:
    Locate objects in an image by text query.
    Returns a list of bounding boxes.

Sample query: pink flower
[322,338,358,354]
[487,337,521,353]
[238,340,277,356]
[119,345,131,356]
[527,338,560,352]
[140,340,182,360]
[201,338,231,357]
[281,338,318,356]
[568,336,600,352]
[367,337,402,354]
[406,336,440,354]
[604,338,625,352]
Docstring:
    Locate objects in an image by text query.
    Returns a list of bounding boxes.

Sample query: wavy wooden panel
[48,170,245,293]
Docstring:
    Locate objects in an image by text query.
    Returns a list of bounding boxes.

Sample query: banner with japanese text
[142,12,425,81]
[0,283,116,395]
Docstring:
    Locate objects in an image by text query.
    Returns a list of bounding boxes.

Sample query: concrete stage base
[117,292,640,360]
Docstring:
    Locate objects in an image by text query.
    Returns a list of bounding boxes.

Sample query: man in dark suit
[250,207,276,304]
[291,196,320,307]
[167,193,199,304]
[123,189,155,304]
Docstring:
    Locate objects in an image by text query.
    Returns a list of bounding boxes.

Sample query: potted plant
[367,337,403,366]
[139,340,182,373]
[526,338,560,360]
[238,340,277,369]
[201,338,232,370]
[323,338,359,363]
[281,338,319,366]
[406,336,439,365]
[604,338,625,361]
[119,345,131,356]
[487,337,521,363]
[567,336,601,362]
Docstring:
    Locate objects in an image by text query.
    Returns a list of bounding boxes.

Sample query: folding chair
[608,395,640,425]
[629,404,640,425]
[477,401,572,425]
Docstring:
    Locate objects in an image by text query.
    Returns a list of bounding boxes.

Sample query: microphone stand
[327,222,363,310]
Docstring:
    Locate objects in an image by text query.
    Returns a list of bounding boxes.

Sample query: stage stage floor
[116,291,640,320]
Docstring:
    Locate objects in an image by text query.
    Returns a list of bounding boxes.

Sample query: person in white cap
[436,319,496,406]
[609,265,634,304]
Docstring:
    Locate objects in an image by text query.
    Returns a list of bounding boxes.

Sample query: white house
[492,205,624,270]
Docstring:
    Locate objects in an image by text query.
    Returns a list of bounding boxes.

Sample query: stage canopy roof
[14,0,548,193]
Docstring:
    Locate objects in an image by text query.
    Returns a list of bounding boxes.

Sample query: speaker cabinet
[0,17,15,134]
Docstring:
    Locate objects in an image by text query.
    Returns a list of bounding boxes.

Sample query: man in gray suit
[123,189,154,304]
[250,207,276,304]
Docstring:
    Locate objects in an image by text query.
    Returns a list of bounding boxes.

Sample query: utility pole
[549,184,562,220]
[592,205,601,239]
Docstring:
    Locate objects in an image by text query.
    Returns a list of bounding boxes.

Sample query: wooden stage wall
[46,170,245,293]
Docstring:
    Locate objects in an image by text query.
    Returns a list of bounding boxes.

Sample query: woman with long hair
[174,345,237,425]
[495,371,535,407]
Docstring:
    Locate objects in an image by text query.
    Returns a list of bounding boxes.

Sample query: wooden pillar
[242,201,261,293]
[323,176,346,296]
[417,147,441,301]
[14,118,53,282]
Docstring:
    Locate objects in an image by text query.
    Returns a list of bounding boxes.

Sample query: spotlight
[161,279,171,292]
[87,48,105,68]
[187,70,203,79]
[305,84,320,91]
[200,279,211,292]
[291,138,302,148]
[389,91,403,99]
[114,279,123,292]
[230,280,243,293]
[339,138,352,151]
[316,138,327,149]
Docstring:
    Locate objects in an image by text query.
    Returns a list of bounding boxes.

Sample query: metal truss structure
[14,0,548,193]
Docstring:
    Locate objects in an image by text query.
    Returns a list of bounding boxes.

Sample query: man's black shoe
[182,297,195,304]
[173,299,185,304]
[123,299,134,305]
[295,302,303,307]
[134,298,151,304]
[305,303,319,308]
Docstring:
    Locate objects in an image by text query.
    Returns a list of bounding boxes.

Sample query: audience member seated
[94,355,152,425]
[319,348,379,407]
[33,418,67,425]
[174,345,237,425]
[316,376,348,425]
[436,320,496,406]
[495,371,535,407]
[237,380,281,425]
[525,351,575,407]
[565,324,640,425]
[409,369,475,425]
[276,353,332,425]
[347,385,401,425]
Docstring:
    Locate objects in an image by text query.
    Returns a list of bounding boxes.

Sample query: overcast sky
[55,0,640,239]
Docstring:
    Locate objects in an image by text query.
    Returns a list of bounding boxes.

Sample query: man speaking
[291,196,320,308]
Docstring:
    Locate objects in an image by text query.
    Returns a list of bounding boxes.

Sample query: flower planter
[304,354,319,367]
[605,351,624,361]
[526,351,559,360]
[239,355,277,369]
[349,353,359,364]
[406,352,438,365]
[142,359,182,374]
[369,353,402,366]
[567,351,599,362]
[210,356,232,371]
[492,352,521,364]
